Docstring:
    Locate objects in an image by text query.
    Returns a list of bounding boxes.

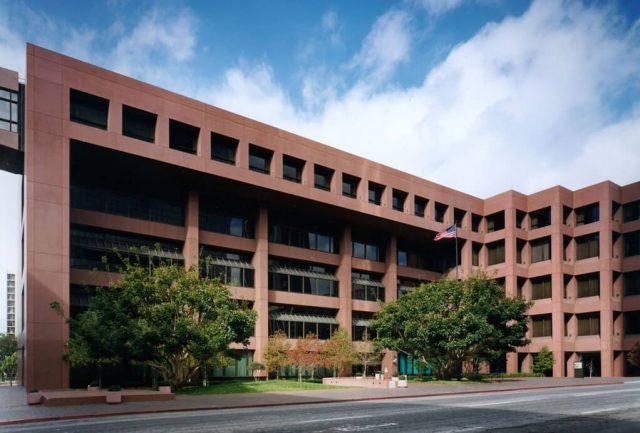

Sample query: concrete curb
[0,381,624,427]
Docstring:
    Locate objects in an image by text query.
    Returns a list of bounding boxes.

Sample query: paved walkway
[0,377,626,426]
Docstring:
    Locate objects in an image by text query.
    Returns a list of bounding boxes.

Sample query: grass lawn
[176,379,345,395]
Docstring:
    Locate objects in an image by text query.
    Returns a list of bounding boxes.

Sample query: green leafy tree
[532,346,554,376]
[0,352,17,385]
[322,327,357,377]
[249,362,266,381]
[0,333,17,361]
[263,330,290,380]
[354,329,381,377]
[371,276,531,380]
[63,260,256,387]
[627,342,640,368]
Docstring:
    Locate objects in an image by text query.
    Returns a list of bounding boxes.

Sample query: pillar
[252,207,269,376]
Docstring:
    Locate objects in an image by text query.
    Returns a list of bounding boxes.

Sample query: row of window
[0,87,19,133]
[531,311,640,337]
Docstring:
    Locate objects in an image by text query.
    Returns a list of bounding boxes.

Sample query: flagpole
[455,225,459,280]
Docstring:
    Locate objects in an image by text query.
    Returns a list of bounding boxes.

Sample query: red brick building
[1,44,639,389]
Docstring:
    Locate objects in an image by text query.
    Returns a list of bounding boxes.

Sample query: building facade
[0,44,639,389]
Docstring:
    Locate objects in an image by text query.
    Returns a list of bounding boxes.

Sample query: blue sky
[0,0,640,278]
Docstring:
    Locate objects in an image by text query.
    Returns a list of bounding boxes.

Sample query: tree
[354,329,381,377]
[322,327,357,377]
[249,362,266,381]
[0,333,17,385]
[0,352,17,385]
[532,346,554,376]
[62,259,256,387]
[627,342,640,368]
[288,333,321,382]
[371,276,531,380]
[263,330,290,380]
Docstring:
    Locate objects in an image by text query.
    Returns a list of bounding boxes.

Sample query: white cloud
[417,0,464,17]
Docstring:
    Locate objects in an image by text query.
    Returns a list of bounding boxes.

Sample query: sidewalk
[0,377,625,426]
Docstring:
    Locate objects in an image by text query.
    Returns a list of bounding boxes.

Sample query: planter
[158,385,172,394]
[106,391,122,404]
[27,392,42,405]
[87,386,100,392]
[398,379,408,388]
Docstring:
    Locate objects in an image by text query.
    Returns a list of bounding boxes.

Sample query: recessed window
[70,88,109,129]
[454,208,466,228]
[282,155,305,183]
[487,240,505,265]
[531,236,551,263]
[434,202,447,223]
[517,239,526,264]
[169,119,199,154]
[472,242,481,266]
[531,276,552,300]
[314,165,334,191]
[392,189,407,212]
[563,206,572,225]
[531,314,553,337]
[122,105,157,143]
[486,211,505,232]
[352,238,384,262]
[211,132,239,165]
[472,213,482,232]
[414,196,428,217]
[368,182,385,205]
[529,207,551,229]
[516,210,526,229]
[577,313,600,336]
[575,203,599,226]
[342,174,360,198]
[624,271,640,296]
[624,200,640,223]
[0,87,19,133]
[624,231,640,257]
[248,144,273,174]
[397,250,408,266]
[625,311,640,335]
[577,272,600,298]
[576,233,599,260]
[352,271,385,302]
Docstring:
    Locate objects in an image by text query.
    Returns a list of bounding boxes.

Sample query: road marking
[581,407,624,415]
[571,388,640,397]
[298,414,374,424]
[435,427,484,433]
[454,396,543,407]
[333,422,398,431]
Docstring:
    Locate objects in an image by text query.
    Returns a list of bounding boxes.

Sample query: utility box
[574,362,584,378]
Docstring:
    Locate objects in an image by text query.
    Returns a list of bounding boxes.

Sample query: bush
[532,346,554,377]
[463,372,484,381]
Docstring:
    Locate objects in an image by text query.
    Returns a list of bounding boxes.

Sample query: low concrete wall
[323,377,391,388]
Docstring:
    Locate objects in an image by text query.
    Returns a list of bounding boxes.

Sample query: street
[2,381,639,432]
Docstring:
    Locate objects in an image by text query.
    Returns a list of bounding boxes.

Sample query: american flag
[434,225,456,241]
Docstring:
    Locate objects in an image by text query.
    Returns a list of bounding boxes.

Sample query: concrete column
[504,205,518,298]
[382,235,398,377]
[551,201,565,377]
[337,225,352,337]
[251,207,269,375]
[599,195,614,377]
[183,191,199,269]
[460,239,473,279]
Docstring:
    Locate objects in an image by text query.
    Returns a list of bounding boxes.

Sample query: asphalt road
[3,381,640,433]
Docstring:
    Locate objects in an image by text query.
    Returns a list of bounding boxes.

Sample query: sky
[0,0,640,276]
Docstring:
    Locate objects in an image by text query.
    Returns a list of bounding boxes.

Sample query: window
[201,247,254,288]
[576,233,599,260]
[575,203,599,226]
[624,200,640,222]
[397,278,421,297]
[342,174,360,198]
[199,204,254,238]
[563,235,571,261]
[487,240,505,265]
[454,208,466,228]
[471,213,482,232]
[269,222,337,253]
[486,211,505,232]
[531,314,553,337]
[624,271,640,296]
[517,277,526,298]
[352,271,385,302]
[314,165,333,191]
[563,206,572,225]
[269,305,338,340]
[169,119,199,154]
[531,236,551,263]
[122,105,157,142]
[531,276,552,300]
[517,239,526,264]
[269,259,338,297]
[397,250,408,267]
[283,155,305,183]
[625,311,640,335]
[352,312,376,341]
[368,182,385,205]
[248,144,273,174]
[472,242,481,266]
[577,273,600,298]
[392,189,407,212]
[529,207,551,229]
[352,239,384,262]
[434,202,447,223]
[0,87,19,132]
[577,313,600,336]
[624,231,640,257]
[211,132,239,165]
[414,196,427,217]
[516,210,526,229]
[70,88,109,129]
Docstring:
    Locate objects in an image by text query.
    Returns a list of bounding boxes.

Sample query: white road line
[581,407,624,415]
[333,422,398,431]
[571,388,640,397]
[435,427,484,433]
[297,414,374,424]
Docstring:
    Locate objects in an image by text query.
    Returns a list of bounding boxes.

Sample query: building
[6,273,15,335]
[0,44,638,389]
